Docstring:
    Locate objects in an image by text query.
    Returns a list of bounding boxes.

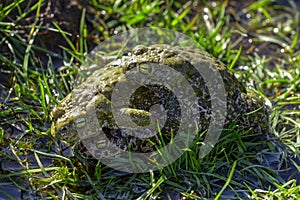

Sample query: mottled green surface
[51,44,269,157]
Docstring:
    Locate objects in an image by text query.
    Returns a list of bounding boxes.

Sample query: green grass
[0,0,300,199]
